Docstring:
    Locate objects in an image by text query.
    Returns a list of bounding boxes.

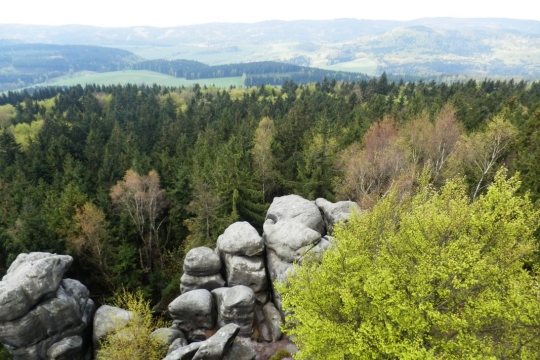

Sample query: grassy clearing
[33,70,245,88]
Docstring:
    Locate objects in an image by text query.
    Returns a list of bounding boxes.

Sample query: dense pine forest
[1,77,540,307]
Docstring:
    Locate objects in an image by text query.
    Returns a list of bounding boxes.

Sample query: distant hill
[0,43,140,91]
[1,18,540,88]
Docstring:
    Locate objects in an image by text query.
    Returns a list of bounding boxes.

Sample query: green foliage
[269,349,291,360]
[97,289,168,360]
[280,170,540,359]
[0,345,10,360]
[11,119,43,150]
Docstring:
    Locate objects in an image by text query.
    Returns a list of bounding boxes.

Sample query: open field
[32,70,245,88]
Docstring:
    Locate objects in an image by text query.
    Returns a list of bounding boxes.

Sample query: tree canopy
[280,170,540,359]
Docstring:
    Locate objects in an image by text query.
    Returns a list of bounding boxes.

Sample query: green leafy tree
[280,170,540,359]
[97,289,167,360]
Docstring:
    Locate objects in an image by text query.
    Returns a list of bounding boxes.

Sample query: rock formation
[0,252,95,360]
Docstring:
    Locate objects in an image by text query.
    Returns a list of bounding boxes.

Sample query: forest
[1,76,540,311]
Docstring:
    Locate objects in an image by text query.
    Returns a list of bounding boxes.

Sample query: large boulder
[212,286,255,337]
[92,305,132,352]
[183,247,222,276]
[263,302,283,342]
[266,195,325,235]
[180,273,226,294]
[192,323,239,360]
[163,341,203,360]
[168,289,215,342]
[216,222,264,257]
[263,219,322,263]
[0,253,94,360]
[315,198,360,234]
[181,247,225,294]
[0,252,73,322]
[223,254,268,303]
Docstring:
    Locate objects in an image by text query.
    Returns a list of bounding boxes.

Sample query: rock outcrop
[180,247,225,294]
[212,285,256,337]
[315,197,361,234]
[0,252,95,360]
[168,289,215,342]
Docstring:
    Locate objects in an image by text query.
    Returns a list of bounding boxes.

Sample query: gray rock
[0,283,93,357]
[180,273,226,294]
[163,341,203,360]
[258,322,272,342]
[266,195,325,235]
[266,249,294,312]
[192,323,240,360]
[223,338,256,360]
[150,328,185,347]
[216,222,264,257]
[263,302,283,342]
[263,220,322,263]
[167,337,189,355]
[0,252,73,322]
[183,247,222,276]
[315,198,360,234]
[223,254,268,296]
[46,336,83,360]
[169,289,215,342]
[92,305,132,351]
[212,286,255,337]
[300,236,333,263]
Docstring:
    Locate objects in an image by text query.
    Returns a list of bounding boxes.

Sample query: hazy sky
[1,0,538,27]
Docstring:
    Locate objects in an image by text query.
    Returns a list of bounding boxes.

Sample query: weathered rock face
[212,286,256,337]
[183,246,222,276]
[180,247,225,294]
[315,198,361,234]
[169,289,215,342]
[223,254,268,304]
[150,328,186,348]
[266,195,326,235]
[217,222,264,257]
[0,253,94,360]
[192,323,239,360]
[263,219,322,263]
[0,252,73,322]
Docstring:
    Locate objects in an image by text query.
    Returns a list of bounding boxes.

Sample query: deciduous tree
[280,170,540,359]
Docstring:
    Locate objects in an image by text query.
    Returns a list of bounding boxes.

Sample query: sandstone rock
[263,220,322,263]
[150,328,185,347]
[223,254,267,298]
[315,198,360,234]
[163,341,203,360]
[263,302,283,342]
[183,247,222,276]
[92,305,132,351]
[192,323,239,360]
[216,222,264,257]
[167,337,188,355]
[212,286,255,337]
[180,273,226,294]
[300,236,333,264]
[266,195,325,235]
[223,338,256,360]
[169,289,214,342]
[265,249,294,311]
[0,253,94,360]
[0,252,72,322]
[46,336,83,360]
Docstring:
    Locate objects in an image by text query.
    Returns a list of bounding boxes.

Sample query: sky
[0,0,538,27]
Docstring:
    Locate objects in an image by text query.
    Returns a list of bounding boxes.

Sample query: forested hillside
[1,78,540,306]
[0,43,141,91]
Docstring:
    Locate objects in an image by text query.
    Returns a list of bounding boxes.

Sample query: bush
[280,170,540,359]
[97,289,168,360]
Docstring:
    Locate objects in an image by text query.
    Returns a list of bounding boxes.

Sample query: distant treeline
[133,59,372,85]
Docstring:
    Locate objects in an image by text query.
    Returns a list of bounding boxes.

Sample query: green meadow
[35,70,245,88]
